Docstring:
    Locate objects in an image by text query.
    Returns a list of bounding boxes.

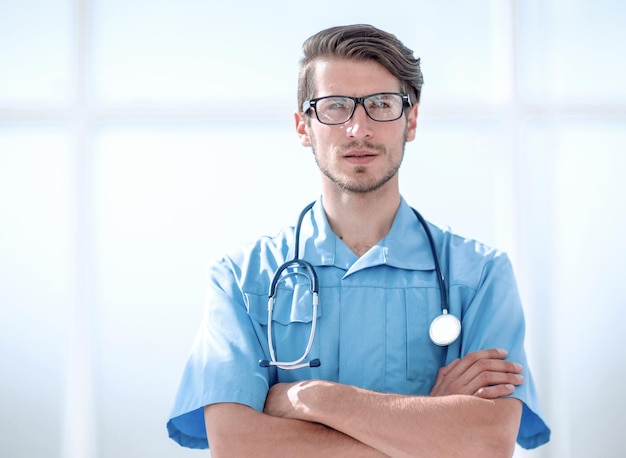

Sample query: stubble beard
[312,140,405,194]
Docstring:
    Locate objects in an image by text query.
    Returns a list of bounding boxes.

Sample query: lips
[344,150,378,165]
[340,141,383,165]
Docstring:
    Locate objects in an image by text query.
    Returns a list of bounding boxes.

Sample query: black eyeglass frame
[302,92,413,125]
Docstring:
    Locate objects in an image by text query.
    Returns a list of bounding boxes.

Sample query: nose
[345,104,373,138]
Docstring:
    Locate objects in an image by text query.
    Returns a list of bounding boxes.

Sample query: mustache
[339,141,385,154]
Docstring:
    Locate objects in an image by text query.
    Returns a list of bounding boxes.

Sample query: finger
[473,384,517,399]
[437,357,462,377]
[464,370,524,396]
[444,349,507,377]
[432,351,523,396]
[430,349,524,397]
[441,349,512,382]
[458,360,524,395]
[457,350,523,379]
[430,360,481,397]
[430,358,465,396]
[430,363,455,396]
[467,357,524,378]
[462,348,509,365]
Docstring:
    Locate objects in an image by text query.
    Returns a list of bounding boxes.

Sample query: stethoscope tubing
[410,208,449,314]
[265,287,320,370]
[259,202,458,370]
[260,202,320,370]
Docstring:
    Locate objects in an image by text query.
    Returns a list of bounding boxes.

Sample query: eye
[369,100,391,109]
[366,95,394,110]
[324,98,351,111]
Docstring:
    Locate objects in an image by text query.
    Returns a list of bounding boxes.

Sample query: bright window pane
[520,117,626,457]
[552,120,626,457]
[91,123,316,456]
[519,0,626,102]
[398,0,506,104]
[404,118,511,250]
[0,125,73,458]
[90,0,501,106]
[300,0,504,104]
[90,0,301,106]
[0,0,73,106]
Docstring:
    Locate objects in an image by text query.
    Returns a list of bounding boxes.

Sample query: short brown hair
[297,24,424,111]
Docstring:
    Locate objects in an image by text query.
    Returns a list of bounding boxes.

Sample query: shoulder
[207,226,295,296]
[429,223,514,289]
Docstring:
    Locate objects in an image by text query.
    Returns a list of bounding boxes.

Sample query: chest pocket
[245,278,321,366]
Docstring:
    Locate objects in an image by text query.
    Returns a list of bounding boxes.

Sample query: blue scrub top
[167,198,551,450]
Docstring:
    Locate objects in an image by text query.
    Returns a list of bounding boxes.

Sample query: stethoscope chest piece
[429,311,461,346]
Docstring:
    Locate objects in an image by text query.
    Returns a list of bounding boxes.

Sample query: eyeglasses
[302,92,411,125]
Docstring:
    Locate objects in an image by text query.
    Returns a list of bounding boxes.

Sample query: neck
[322,186,401,257]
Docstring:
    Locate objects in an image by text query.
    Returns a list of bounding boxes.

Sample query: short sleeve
[452,251,551,449]
[166,259,270,448]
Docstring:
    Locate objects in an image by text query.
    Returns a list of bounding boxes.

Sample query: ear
[294,111,311,147]
[404,104,419,142]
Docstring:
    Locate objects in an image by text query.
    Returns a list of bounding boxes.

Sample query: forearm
[272,381,522,458]
[204,402,388,458]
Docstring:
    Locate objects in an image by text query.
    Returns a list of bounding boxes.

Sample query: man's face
[295,58,418,194]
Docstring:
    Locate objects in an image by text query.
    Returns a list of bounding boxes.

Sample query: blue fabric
[167,197,550,450]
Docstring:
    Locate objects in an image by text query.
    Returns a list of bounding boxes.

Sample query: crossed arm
[204,349,524,458]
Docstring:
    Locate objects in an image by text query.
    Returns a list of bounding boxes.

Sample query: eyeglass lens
[314,93,405,124]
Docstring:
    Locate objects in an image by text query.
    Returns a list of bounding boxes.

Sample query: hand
[429,348,524,399]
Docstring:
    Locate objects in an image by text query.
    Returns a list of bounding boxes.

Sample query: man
[167,24,550,457]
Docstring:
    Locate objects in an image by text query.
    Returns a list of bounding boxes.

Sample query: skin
[204,58,524,457]
[297,58,412,256]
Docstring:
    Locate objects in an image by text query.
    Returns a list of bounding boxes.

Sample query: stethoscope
[259,202,461,370]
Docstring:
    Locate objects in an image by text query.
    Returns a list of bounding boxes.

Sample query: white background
[1,0,625,457]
